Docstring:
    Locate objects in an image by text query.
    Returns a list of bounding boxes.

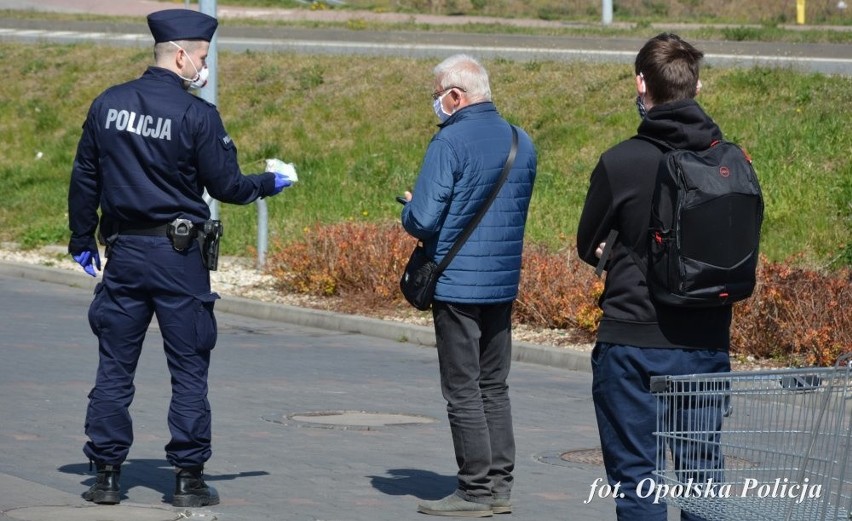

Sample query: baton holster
[199,220,223,271]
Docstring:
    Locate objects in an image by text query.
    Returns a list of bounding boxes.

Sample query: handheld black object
[396,196,408,205]
[595,229,619,277]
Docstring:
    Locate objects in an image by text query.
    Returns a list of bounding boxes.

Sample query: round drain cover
[4,505,184,521]
[288,410,436,428]
[561,448,604,465]
[534,448,604,468]
[537,448,757,470]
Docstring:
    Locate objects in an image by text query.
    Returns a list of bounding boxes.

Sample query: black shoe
[173,466,219,507]
[82,463,121,505]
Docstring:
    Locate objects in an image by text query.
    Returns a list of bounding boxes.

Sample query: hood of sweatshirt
[637,98,723,150]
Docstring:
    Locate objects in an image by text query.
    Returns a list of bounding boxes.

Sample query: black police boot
[173,466,219,507]
[82,463,121,505]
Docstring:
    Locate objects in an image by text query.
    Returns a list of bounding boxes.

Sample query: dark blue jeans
[432,301,515,503]
[592,343,730,521]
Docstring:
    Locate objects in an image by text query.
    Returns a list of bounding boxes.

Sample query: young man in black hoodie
[577,33,730,520]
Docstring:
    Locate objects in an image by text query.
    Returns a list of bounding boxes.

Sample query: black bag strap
[626,134,705,279]
[436,125,519,273]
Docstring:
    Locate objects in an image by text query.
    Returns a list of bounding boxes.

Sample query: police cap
[147,9,218,43]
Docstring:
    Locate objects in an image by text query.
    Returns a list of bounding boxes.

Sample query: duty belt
[118,221,203,237]
[119,219,202,252]
[118,222,171,236]
[113,219,221,270]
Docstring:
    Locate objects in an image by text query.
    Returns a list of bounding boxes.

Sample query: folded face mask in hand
[265,158,298,183]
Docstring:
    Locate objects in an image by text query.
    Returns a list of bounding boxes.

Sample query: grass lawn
[0,41,849,267]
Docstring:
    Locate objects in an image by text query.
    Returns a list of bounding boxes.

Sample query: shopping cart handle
[779,374,822,390]
[649,376,670,394]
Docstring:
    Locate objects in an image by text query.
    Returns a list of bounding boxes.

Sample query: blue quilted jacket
[401,102,537,304]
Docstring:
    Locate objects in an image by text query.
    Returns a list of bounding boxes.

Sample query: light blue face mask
[433,91,453,123]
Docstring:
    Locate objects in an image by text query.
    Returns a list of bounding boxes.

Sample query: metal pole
[199,0,220,220]
[198,0,268,271]
[256,199,268,270]
[602,0,613,25]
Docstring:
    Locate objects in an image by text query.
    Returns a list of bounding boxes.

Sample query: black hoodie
[577,98,732,350]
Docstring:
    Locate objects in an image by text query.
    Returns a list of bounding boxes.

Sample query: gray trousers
[432,300,516,503]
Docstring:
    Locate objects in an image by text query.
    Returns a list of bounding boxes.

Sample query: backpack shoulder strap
[622,135,673,279]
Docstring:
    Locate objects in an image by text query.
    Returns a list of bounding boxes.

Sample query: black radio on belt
[167,218,196,252]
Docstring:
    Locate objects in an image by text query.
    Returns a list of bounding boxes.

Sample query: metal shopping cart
[651,355,852,521]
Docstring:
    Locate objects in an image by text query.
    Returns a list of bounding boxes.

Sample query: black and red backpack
[635,136,764,307]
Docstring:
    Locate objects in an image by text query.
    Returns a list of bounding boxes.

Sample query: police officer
[68,9,292,507]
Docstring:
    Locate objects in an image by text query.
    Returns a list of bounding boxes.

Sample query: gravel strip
[1,244,785,370]
[0,244,595,352]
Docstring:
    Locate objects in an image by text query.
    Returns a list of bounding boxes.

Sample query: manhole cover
[561,448,604,465]
[537,448,758,469]
[718,455,759,469]
[3,505,187,521]
[534,449,601,468]
[278,410,437,430]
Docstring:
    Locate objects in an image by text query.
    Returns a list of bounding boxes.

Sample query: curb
[0,260,592,373]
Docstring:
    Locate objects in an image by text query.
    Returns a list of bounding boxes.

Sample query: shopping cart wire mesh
[651,354,852,521]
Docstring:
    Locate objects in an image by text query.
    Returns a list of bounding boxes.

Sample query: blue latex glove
[271,172,293,195]
[72,250,101,277]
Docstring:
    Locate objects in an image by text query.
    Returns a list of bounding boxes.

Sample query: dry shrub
[612,0,845,23]
[732,259,852,366]
[267,222,602,339]
[266,223,851,364]
[515,244,602,339]
[381,0,847,23]
[266,221,413,310]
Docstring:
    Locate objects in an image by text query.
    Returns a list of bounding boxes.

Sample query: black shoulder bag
[400,125,519,311]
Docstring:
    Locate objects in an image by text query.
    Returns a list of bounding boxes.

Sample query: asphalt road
[0,0,850,75]
[0,267,627,521]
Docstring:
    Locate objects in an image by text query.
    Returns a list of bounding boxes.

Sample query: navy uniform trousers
[84,234,219,469]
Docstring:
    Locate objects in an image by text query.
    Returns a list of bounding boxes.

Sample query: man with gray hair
[401,54,537,517]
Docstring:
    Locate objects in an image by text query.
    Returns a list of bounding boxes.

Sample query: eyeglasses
[432,85,467,101]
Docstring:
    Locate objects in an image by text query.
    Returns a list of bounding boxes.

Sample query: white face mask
[188,65,209,89]
[170,41,209,89]
[432,91,453,122]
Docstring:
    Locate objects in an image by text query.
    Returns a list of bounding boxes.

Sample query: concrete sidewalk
[0,264,644,521]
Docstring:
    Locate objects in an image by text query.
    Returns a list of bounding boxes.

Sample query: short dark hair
[634,33,703,105]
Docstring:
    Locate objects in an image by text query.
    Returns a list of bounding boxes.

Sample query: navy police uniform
[68,9,277,477]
